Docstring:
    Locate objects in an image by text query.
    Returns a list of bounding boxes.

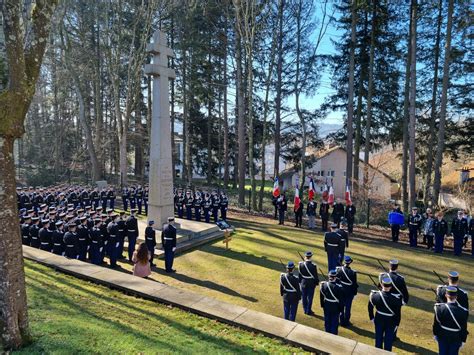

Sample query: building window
[317,170,325,176]
[328,170,335,177]
[343,171,346,177]
[320,186,323,192]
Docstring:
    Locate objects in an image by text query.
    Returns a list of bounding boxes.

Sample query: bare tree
[408,0,417,209]
[346,0,357,186]
[274,0,284,178]
[0,0,58,349]
[433,0,454,206]
[423,0,443,207]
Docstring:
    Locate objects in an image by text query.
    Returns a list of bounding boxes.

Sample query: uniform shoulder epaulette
[458,288,467,295]
[353,269,357,273]
[436,285,444,291]
[280,273,285,277]
[434,302,443,307]
[370,289,378,293]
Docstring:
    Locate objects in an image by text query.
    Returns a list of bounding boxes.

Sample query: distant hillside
[369,145,473,190]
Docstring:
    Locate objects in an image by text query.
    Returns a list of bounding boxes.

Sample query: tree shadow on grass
[25,266,275,354]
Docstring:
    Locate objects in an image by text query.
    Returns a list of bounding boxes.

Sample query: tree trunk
[408,0,417,209]
[363,0,376,186]
[183,50,192,186]
[207,50,213,185]
[401,11,412,212]
[247,49,256,210]
[0,136,30,350]
[346,0,357,186]
[433,0,454,206]
[223,28,230,189]
[170,16,176,182]
[423,0,443,207]
[353,11,368,193]
[274,0,284,178]
[235,18,246,205]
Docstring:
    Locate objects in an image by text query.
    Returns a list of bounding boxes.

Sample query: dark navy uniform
[324,225,343,271]
[108,189,116,210]
[368,284,403,352]
[144,188,149,215]
[320,272,344,335]
[63,228,78,259]
[203,196,212,223]
[332,202,345,225]
[280,262,301,321]
[91,189,100,209]
[135,187,143,215]
[21,220,32,246]
[194,195,202,222]
[211,193,220,222]
[344,204,356,233]
[100,190,108,210]
[306,200,317,229]
[52,223,65,256]
[76,219,90,261]
[436,272,469,313]
[276,195,287,225]
[29,222,40,248]
[145,222,156,266]
[220,194,229,221]
[433,287,469,355]
[184,193,193,220]
[89,222,104,265]
[298,252,319,315]
[121,188,129,211]
[336,227,348,263]
[39,223,52,252]
[162,219,177,272]
[336,256,358,326]
[107,216,119,267]
[117,213,127,259]
[451,215,468,256]
[408,209,422,247]
[176,192,184,218]
[433,217,448,253]
[294,202,303,228]
[320,201,330,231]
[125,211,139,261]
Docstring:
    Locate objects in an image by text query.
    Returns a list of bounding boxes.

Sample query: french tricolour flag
[345,185,352,205]
[322,180,329,201]
[308,177,315,200]
[273,177,280,197]
[328,185,335,206]
[294,185,301,211]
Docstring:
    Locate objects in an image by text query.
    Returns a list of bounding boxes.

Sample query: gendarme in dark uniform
[451,211,468,256]
[162,217,177,273]
[436,271,469,313]
[433,286,469,355]
[368,275,403,351]
[280,261,301,321]
[320,269,344,335]
[145,220,156,267]
[298,251,319,316]
[336,255,358,327]
[126,209,139,261]
[324,223,343,272]
[63,222,79,259]
[408,207,422,247]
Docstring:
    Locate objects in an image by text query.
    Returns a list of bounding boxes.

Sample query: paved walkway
[23,246,392,354]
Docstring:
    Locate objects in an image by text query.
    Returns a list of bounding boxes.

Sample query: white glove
[371,319,374,323]
[116,242,119,248]
[172,247,176,252]
[99,247,103,252]
[460,342,465,349]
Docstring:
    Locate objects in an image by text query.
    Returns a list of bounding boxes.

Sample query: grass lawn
[116,212,474,355]
[18,260,305,354]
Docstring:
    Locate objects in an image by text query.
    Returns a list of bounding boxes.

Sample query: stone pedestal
[144,30,175,227]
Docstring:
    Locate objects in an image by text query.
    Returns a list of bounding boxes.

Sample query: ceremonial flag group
[273,177,280,197]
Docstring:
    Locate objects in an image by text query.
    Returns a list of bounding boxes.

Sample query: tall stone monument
[144,30,175,227]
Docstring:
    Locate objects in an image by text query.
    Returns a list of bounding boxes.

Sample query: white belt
[66,244,74,247]
[79,238,86,241]
[325,298,338,303]
[109,235,116,237]
[92,241,98,244]
[409,223,418,225]
[22,235,29,238]
[41,242,49,245]
[118,230,124,232]
[327,243,338,247]
[283,288,297,292]
[377,310,393,317]
[54,243,61,246]
[164,237,173,240]
[128,230,136,232]
[301,275,313,279]
[440,325,460,332]
[341,280,352,286]
[32,237,38,239]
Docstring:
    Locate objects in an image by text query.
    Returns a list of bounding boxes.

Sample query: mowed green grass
[18,260,305,354]
[117,213,474,355]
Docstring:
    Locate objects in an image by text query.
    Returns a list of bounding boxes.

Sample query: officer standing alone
[162,217,177,273]
[324,223,343,271]
[451,211,468,256]
[145,220,156,267]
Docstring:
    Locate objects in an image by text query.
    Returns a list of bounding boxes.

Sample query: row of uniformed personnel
[280,257,469,353]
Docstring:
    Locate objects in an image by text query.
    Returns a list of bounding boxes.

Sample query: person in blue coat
[162,217,177,273]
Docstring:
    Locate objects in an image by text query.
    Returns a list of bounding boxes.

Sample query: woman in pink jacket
[132,243,151,278]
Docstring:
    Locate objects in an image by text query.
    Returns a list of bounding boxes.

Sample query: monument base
[147,203,175,227]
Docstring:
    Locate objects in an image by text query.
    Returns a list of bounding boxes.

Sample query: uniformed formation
[17,185,179,273]
[273,195,356,232]
[173,188,229,223]
[280,255,470,353]
[390,205,474,256]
